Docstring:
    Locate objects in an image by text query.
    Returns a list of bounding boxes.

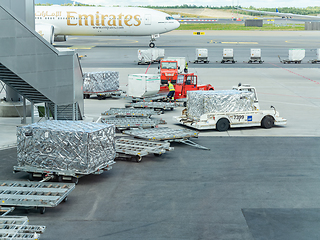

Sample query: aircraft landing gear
[149,34,159,48]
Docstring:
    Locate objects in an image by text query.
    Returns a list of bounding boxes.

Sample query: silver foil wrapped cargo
[17,121,116,174]
[187,90,255,120]
[83,71,119,93]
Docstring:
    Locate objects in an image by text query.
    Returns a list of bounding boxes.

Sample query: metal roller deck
[0,216,46,239]
[115,138,173,162]
[122,127,209,150]
[101,117,166,131]
[125,102,178,112]
[101,108,160,117]
[0,181,75,214]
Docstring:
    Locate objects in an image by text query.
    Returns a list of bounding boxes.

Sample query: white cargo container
[127,74,160,98]
[288,49,305,61]
[138,48,165,64]
[194,48,209,63]
[221,49,236,63]
[251,48,261,58]
[166,57,186,73]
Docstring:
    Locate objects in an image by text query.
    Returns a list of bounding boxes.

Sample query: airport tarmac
[1,30,320,239]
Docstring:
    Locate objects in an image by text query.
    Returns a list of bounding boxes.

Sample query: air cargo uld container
[289,49,305,61]
[127,74,160,98]
[138,48,165,64]
[194,48,209,63]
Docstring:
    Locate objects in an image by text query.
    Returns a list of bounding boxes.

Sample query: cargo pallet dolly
[125,102,178,113]
[122,127,209,150]
[100,117,166,131]
[115,138,174,162]
[128,95,167,103]
[0,216,46,239]
[101,108,161,117]
[308,59,320,64]
[0,181,75,214]
[278,55,302,64]
[14,161,115,185]
[83,90,123,100]
[0,207,15,217]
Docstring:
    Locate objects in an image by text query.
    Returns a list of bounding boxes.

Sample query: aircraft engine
[35,24,54,44]
[54,35,67,42]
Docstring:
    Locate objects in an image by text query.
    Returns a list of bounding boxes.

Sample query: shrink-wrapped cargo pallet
[16,121,116,174]
[83,71,119,93]
[187,90,255,120]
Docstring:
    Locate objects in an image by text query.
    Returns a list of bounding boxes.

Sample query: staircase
[0,3,83,120]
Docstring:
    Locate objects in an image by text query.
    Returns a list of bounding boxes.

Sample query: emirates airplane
[34,5,180,47]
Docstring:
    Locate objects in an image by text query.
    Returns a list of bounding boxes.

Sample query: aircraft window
[166,16,174,20]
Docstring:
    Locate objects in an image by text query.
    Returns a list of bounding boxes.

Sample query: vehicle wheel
[57,175,63,182]
[72,177,79,185]
[97,95,102,100]
[40,207,46,214]
[216,118,229,132]
[232,60,235,63]
[154,153,162,157]
[149,42,155,48]
[183,102,187,107]
[134,155,142,163]
[221,60,225,63]
[261,116,274,129]
[63,197,68,202]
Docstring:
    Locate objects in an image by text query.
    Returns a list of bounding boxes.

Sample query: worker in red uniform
[167,82,175,100]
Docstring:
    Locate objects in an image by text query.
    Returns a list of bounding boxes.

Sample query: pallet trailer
[0,181,75,214]
[14,160,115,184]
[101,108,161,117]
[122,127,209,150]
[0,216,46,239]
[115,138,173,162]
[125,102,177,113]
[101,117,166,131]
[278,55,302,64]
[83,90,123,100]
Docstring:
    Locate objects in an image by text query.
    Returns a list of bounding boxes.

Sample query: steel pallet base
[125,102,177,112]
[0,181,75,214]
[0,216,45,239]
[122,127,209,150]
[101,117,166,131]
[101,108,160,117]
[115,138,173,162]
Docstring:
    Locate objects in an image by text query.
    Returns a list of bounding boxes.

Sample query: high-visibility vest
[168,82,175,91]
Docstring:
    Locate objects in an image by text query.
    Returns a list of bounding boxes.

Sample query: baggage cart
[0,216,46,239]
[101,108,160,117]
[221,48,236,63]
[308,48,320,64]
[194,48,209,63]
[137,48,165,65]
[122,127,209,150]
[0,181,75,214]
[101,117,166,131]
[247,48,263,63]
[115,138,173,162]
[279,49,305,64]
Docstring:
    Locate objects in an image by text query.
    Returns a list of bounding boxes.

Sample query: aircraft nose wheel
[149,42,155,48]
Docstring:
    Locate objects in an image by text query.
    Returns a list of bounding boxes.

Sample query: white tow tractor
[175,84,287,131]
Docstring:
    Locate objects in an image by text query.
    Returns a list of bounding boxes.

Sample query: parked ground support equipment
[14,121,116,184]
[83,71,122,99]
[0,181,75,214]
[137,48,165,65]
[0,216,46,239]
[125,102,178,113]
[127,74,160,98]
[194,48,209,63]
[115,138,173,162]
[123,127,209,150]
[247,48,263,63]
[308,48,320,64]
[221,48,236,63]
[279,49,305,64]
[101,117,166,131]
[102,108,160,117]
[128,95,167,103]
[175,84,287,131]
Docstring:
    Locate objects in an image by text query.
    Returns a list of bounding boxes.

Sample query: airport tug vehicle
[175,84,287,131]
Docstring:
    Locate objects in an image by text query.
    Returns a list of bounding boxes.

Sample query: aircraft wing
[238,8,320,19]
